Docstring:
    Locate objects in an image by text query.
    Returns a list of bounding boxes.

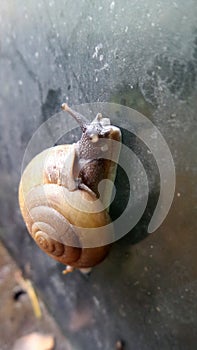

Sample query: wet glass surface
[0,1,197,349]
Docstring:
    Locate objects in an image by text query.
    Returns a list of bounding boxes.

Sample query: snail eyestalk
[61,103,88,132]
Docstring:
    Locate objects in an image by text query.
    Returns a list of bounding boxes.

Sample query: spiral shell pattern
[34,231,64,257]
[19,147,112,268]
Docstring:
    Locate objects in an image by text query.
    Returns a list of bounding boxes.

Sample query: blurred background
[0,1,196,349]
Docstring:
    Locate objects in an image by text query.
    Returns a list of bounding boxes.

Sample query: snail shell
[18,105,121,269]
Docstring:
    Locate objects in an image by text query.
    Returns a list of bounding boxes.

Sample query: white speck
[18,80,23,86]
[125,26,128,33]
[98,6,103,11]
[92,43,103,59]
[68,52,71,57]
[47,172,52,182]
[35,52,39,58]
[88,16,93,21]
[56,33,60,38]
[147,13,151,18]
[101,144,108,152]
[122,58,126,62]
[156,306,161,312]
[99,54,104,61]
[133,280,139,286]
[93,296,100,307]
[110,1,115,10]
[157,286,161,290]
[128,84,133,89]
[58,64,62,68]
[121,7,125,12]
[150,245,154,249]
[173,1,178,8]
[144,266,148,272]
[147,149,152,154]
[95,77,98,82]
[177,192,181,197]
[0,265,12,278]
[151,131,158,139]
[151,22,155,27]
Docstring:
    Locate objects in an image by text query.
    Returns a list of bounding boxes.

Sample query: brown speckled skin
[78,127,121,196]
[79,159,112,196]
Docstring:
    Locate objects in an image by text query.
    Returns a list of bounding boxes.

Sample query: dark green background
[0,1,196,349]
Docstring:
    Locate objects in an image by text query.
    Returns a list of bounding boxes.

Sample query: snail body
[19,104,121,272]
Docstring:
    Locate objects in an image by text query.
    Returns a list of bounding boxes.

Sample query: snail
[18,104,121,274]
